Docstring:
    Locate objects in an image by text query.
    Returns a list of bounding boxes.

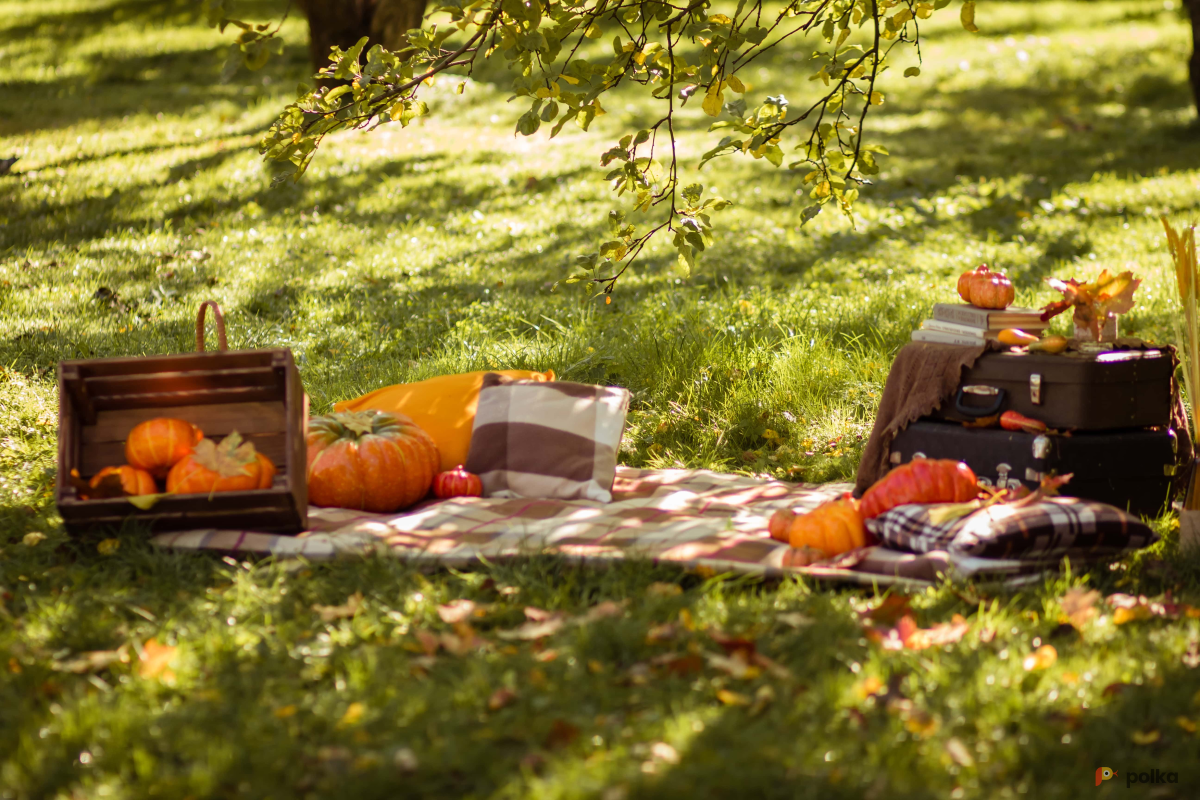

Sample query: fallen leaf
[859,595,912,625]
[1177,716,1197,733]
[138,638,177,682]
[1060,588,1100,630]
[392,747,419,771]
[22,532,46,547]
[440,620,485,655]
[1022,645,1058,671]
[437,599,476,623]
[496,617,565,640]
[945,737,975,768]
[650,742,679,764]
[313,591,363,622]
[716,689,751,706]
[645,623,678,644]
[1102,682,1130,698]
[903,709,941,737]
[51,646,130,674]
[97,538,120,556]
[545,718,580,749]
[1113,606,1152,625]
[125,493,167,510]
[868,614,968,652]
[776,612,814,629]
[1131,729,1160,745]
[524,607,557,622]
[749,684,776,716]
[274,705,298,718]
[577,600,626,623]
[413,629,440,656]
[488,687,517,710]
[650,651,704,676]
[1184,640,1199,669]
[708,628,757,659]
[534,648,559,663]
[854,676,885,701]
[646,582,683,598]
[979,627,996,644]
[706,652,760,680]
[751,652,792,680]
[338,702,365,727]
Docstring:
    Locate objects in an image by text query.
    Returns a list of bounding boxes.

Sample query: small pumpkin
[433,466,483,499]
[166,431,274,495]
[774,494,869,558]
[859,459,978,519]
[125,417,204,478]
[306,410,440,512]
[90,465,157,497]
[957,265,1015,310]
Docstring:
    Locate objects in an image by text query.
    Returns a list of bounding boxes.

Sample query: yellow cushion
[334,369,555,472]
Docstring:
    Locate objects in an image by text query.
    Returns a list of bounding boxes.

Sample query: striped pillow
[465,373,631,502]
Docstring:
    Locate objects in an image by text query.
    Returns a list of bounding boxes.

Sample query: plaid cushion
[465,374,631,502]
[866,498,1158,561]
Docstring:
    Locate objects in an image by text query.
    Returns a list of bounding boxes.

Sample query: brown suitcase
[934,348,1174,431]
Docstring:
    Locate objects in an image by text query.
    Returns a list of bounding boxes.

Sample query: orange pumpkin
[957,265,1015,310]
[433,466,483,499]
[166,432,273,495]
[306,410,440,512]
[90,465,157,496]
[126,417,204,478]
[773,494,869,558]
[859,459,978,519]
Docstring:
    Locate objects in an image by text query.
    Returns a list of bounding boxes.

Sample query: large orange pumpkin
[769,494,869,558]
[859,459,978,519]
[125,417,204,478]
[90,465,157,496]
[306,410,440,512]
[956,265,1015,310]
[166,432,274,495]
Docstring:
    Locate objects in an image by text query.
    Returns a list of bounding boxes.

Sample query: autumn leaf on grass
[867,614,969,652]
[496,616,565,641]
[138,638,178,682]
[858,595,912,626]
[1185,640,1199,669]
[1023,645,1058,671]
[1059,588,1100,630]
[649,651,705,676]
[488,687,517,710]
[1107,592,1198,624]
[440,621,485,655]
[706,652,761,680]
[645,622,678,644]
[437,599,476,623]
[338,702,365,728]
[577,600,627,624]
[716,689,752,706]
[646,582,683,598]
[313,591,363,622]
[544,719,580,749]
[52,645,131,674]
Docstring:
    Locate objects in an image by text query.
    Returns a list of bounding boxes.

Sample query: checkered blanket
[150,468,1052,588]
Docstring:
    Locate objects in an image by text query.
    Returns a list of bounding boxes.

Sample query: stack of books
[912,303,1048,346]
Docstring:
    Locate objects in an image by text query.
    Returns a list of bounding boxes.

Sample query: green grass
[3,0,1200,797]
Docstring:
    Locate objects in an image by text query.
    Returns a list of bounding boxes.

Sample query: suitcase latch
[1032,434,1051,460]
[1030,373,1042,405]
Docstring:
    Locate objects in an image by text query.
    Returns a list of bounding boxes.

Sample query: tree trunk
[296,0,428,72]
[1188,0,1200,115]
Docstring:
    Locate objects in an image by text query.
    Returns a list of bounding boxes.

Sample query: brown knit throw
[854,341,993,495]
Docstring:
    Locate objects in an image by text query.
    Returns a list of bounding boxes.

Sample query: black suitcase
[934,348,1174,431]
[889,420,1180,516]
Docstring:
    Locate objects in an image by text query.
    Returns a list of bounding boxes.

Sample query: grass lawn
[3,0,1200,797]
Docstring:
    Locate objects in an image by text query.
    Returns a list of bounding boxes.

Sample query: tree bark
[296,0,428,72]
[1188,0,1200,115]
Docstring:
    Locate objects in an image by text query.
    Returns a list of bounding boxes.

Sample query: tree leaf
[960,1,979,33]
[192,431,258,478]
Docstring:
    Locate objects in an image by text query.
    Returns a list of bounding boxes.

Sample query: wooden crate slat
[59,487,295,515]
[80,433,289,477]
[62,508,305,535]
[91,385,285,410]
[82,366,282,398]
[64,350,282,378]
[83,401,287,443]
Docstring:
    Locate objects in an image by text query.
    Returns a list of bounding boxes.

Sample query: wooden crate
[56,303,308,534]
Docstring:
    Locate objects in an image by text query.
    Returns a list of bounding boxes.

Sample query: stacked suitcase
[888,347,1183,517]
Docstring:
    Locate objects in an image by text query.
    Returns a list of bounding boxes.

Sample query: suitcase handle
[954,386,1006,417]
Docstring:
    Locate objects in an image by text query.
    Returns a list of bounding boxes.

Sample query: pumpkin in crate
[768,493,869,558]
[306,410,440,512]
[859,459,978,519]
[125,417,204,477]
[166,432,276,494]
[433,466,483,499]
[956,265,1015,310]
[90,465,157,497]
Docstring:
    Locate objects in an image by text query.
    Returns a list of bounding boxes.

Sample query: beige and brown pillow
[465,373,631,502]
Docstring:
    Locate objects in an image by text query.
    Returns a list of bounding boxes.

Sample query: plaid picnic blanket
[150,467,1050,588]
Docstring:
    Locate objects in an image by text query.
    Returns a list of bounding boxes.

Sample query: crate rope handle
[196,301,228,352]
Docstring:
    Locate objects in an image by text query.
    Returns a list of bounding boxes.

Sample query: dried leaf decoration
[192,431,258,478]
[1040,269,1141,339]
